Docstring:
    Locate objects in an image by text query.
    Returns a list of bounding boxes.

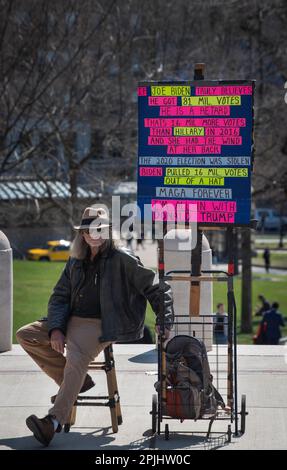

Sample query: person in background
[263,248,270,273]
[255,294,270,317]
[213,303,228,344]
[211,246,218,265]
[260,213,266,233]
[261,302,285,345]
[136,237,145,250]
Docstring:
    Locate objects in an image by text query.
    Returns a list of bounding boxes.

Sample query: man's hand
[155,325,171,339]
[50,329,66,354]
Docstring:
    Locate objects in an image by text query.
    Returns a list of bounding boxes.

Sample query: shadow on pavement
[146,431,229,450]
[0,426,116,450]
[0,426,229,451]
[128,349,157,364]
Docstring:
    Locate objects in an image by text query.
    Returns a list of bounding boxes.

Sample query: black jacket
[261,308,285,343]
[46,244,174,342]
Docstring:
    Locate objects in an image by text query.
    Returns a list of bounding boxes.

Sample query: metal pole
[157,237,164,435]
[157,220,167,434]
[189,63,205,319]
[233,268,239,436]
[227,227,234,415]
[228,226,239,435]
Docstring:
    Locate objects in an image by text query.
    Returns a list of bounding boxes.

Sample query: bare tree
[1,1,287,326]
[0,0,139,232]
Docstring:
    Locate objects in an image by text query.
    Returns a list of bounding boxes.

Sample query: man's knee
[16,321,46,344]
[16,324,31,343]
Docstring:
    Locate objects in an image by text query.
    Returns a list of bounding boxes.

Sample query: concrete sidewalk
[0,344,286,450]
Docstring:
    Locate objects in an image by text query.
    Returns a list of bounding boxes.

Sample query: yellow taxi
[27,240,71,261]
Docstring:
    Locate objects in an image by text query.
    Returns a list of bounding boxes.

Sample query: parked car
[27,240,71,261]
[254,208,287,232]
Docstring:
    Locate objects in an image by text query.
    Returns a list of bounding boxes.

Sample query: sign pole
[189,64,205,318]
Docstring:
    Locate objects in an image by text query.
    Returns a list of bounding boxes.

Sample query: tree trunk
[241,228,252,333]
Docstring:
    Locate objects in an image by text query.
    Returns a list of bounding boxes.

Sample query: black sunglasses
[81,227,108,235]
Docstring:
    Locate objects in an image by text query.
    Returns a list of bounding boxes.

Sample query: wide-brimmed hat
[74,207,111,230]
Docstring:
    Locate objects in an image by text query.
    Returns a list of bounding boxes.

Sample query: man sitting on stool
[16,207,173,446]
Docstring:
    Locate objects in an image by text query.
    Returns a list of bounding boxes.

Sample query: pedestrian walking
[263,248,270,273]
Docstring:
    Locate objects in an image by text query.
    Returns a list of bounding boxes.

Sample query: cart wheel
[227,424,232,443]
[240,394,247,435]
[152,394,157,434]
[165,424,169,441]
[64,424,70,433]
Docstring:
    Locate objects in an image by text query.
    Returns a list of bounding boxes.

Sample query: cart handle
[165,269,229,276]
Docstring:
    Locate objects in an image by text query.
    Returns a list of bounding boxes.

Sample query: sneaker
[26,414,55,447]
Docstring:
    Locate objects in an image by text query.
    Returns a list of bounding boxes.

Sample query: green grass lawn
[255,243,287,250]
[13,260,64,340]
[13,260,287,344]
[252,251,287,269]
[212,273,287,343]
[254,234,287,250]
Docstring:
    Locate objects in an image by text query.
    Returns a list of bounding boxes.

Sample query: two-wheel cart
[151,225,248,444]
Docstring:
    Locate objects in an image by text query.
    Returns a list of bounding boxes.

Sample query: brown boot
[50,373,95,404]
[26,414,56,446]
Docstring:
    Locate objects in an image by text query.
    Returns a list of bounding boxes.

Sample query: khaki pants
[16,317,112,425]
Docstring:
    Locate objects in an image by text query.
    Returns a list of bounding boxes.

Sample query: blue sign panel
[137,80,255,226]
